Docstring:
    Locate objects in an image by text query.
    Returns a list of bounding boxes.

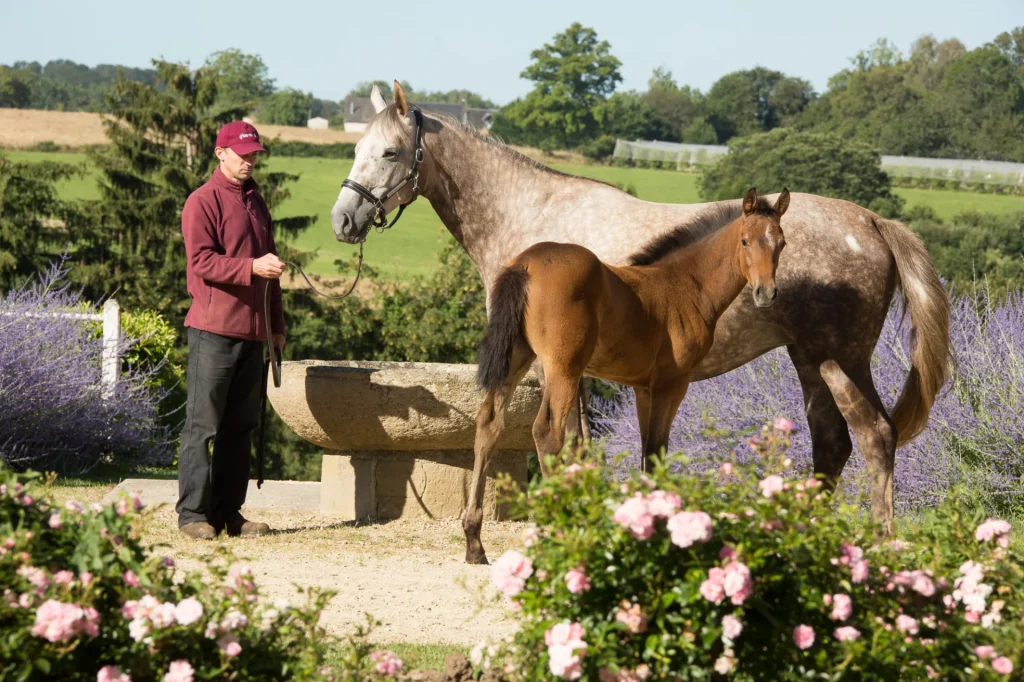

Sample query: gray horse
[331,81,950,563]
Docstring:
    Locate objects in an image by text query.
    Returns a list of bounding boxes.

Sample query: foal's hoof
[465,549,489,565]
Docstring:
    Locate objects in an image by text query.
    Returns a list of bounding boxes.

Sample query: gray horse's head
[331,81,424,243]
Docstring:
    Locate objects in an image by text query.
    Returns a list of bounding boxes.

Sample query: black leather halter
[341,108,425,233]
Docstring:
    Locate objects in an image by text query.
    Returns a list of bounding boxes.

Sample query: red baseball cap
[216,121,266,155]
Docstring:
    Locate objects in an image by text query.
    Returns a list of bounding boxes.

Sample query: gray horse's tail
[477,266,530,392]
[874,217,952,446]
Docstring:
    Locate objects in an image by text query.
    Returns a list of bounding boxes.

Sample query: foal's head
[738,187,789,308]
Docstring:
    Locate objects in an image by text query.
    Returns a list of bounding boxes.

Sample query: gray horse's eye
[382,148,398,160]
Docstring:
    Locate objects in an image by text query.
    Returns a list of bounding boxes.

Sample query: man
[176,120,286,540]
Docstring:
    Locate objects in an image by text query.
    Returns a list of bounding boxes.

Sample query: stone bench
[267,360,542,522]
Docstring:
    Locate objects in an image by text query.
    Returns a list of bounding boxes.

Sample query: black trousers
[176,327,264,527]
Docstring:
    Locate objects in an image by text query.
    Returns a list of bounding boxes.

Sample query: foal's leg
[788,347,855,484]
[818,359,897,536]
[642,380,690,473]
[634,387,652,459]
[463,348,535,565]
[532,369,582,474]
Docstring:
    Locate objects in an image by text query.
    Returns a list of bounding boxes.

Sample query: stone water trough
[267,360,543,522]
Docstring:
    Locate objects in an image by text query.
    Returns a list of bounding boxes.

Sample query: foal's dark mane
[627,196,778,266]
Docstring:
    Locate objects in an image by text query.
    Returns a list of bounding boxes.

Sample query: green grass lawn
[7,150,1024,281]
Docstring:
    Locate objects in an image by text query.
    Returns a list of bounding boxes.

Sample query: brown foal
[462,187,790,564]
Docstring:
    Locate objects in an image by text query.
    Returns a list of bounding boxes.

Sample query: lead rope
[256,242,364,488]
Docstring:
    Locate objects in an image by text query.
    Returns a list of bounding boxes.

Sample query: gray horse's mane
[372,104,627,191]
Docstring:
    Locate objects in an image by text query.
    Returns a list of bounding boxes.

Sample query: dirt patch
[48,484,525,647]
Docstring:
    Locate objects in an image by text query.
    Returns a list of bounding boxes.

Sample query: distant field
[6,150,1024,281]
[0,108,361,149]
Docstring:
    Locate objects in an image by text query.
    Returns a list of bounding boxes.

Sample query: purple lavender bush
[0,260,172,474]
[592,284,1024,515]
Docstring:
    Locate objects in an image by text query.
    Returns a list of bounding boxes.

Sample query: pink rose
[49,514,63,530]
[830,594,852,621]
[721,614,743,640]
[720,462,734,476]
[975,645,995,659]
[174,598,204,626]
[218,634,242,657]
[719,546,737,561]
[162,660,194,682]
[490,550,533,598]
[123,570,140,588]
[564,567,591,594]
[116,500,129,517]
[700,567,726,604]
[723,561,753,605]
[614,601,648,634]
[834,626,861,642]
[370,650,404,676]
[545,622,587,680]
[612,495,655,540]
[666,510,713,548]
[851,560,870,584]
[793,625,815,649]
[54,570,74,585]
[975,518,1012,548]
[97,665,131,682]
[80,572,93,586]
[992,657,1014,674]
[758,475,784,498]
[645,490,681,518]
[896,615,918,635]
[774,417,794,433]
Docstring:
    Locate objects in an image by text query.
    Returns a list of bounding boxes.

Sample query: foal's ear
[774,187,790,217]
[393,80,410,117]
[742,187,757,215]
[370,84,387,113]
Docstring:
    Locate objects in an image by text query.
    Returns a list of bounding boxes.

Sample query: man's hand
[273,334,286,354]
[253,254,286,279]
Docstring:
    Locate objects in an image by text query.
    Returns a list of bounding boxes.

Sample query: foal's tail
[874,217,952,446]
[477,265,530,392]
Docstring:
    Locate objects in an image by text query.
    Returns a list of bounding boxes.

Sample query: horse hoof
[465,550,489,565]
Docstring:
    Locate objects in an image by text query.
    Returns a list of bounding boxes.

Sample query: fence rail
[611,139,1024,188]
[0,299,121,398]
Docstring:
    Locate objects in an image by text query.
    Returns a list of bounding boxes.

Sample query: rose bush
[479,421,1023,681]
[0,467,401,682]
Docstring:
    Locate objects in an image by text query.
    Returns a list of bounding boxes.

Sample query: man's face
[216,146,260,182]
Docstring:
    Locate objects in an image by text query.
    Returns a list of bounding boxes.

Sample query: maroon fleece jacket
[181,168,285,341]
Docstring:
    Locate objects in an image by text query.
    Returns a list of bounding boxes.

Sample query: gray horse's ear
[742,187,757,215]
[393,80,410,117]
[775,187,790,216]
[370,84,387,113]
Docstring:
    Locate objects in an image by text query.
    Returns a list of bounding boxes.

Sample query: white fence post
[102,299,120,399]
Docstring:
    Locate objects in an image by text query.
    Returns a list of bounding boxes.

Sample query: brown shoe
[179,521,217,540]
[223,513,271,537]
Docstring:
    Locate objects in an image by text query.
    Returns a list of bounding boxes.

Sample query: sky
[0,0,1018,105]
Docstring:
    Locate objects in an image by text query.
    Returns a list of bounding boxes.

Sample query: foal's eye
[741,238,749,247]
[382,148,398,160]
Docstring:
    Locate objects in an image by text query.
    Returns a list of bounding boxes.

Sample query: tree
[204,49,275,113]
[698,128,904,218]
[703,68,815,142]
[491,22,622,149]
[594,91,671,141]
[905,35,966,92]
[940,46,1024,161]
[641,67,704,141]
[991,26,1024,71]
[803,62,951,157]
[0,66,34,108]
[258,87,313,126]
[0,155,90,289]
